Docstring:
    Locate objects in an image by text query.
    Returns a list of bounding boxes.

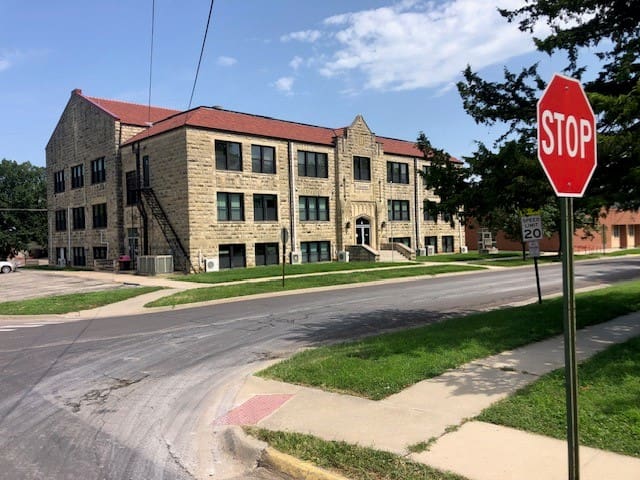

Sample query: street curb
[260,447,350,480]
[220,426,266,469]
[221,425,350,480]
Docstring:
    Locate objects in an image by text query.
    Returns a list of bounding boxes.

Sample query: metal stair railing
[138,188,193,273]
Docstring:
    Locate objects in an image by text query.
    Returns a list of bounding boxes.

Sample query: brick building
[47,89,463,272]
[465,208,640,254]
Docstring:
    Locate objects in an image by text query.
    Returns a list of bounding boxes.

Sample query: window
[215,140,242,171]
[219,244,246,269]
[55,247,67,264]
[251,145,276,174]
[442,212,454,226]
[425,236,438,253]
[92,203,107,228]
[390,237,411,247]
[299,196,329,221]
[55,209,67,231]
[71,164,84,189]
[54,170,65,193]
[301,241,331,263]
[442,235,455,253]
[298,151,328,178]
[423,201,436,221]
[253,194,278,221]
[93,246,108,260]
[353,156,371,181]
[72,207,85,230]
[217,192,244,221]
[255,243,279,266]
[388,200,410,221]
[91,157,106,184]
[387,161,409,184]
[72,247,86,266]
[126,171,138,205]
[613,225,620,238]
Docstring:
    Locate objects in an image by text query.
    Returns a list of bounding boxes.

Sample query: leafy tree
[458,0,640,209]
[416,132,468,226]
[0,159,47,259]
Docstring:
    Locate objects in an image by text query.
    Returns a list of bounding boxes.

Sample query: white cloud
[217,56,237,67]
[0,58,10,72]
[289,56,304,70]
[274,76,295,94]
[292,0,549,92]
[280,30,322,43]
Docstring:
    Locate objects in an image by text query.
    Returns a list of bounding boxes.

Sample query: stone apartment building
[46,89,464,272]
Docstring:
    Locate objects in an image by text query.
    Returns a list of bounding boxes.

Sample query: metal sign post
[561,198,579,480]
[281,227,289,287]
[537,74,597,480]
[522,216,543,304]
[528,241,542,304]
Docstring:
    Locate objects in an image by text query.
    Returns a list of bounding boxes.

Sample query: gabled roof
[75,89,453,160]
[123,107,340,147]
[73,89,179,127]
[123,106,431,158]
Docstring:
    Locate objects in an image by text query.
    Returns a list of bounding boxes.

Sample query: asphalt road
[0,257,639,479]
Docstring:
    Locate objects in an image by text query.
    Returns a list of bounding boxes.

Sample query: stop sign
[537,73,597,197]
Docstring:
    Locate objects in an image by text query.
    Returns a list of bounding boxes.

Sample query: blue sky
[1,0,571,167]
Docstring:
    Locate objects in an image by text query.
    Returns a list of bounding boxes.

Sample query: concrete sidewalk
[221,313,640,480]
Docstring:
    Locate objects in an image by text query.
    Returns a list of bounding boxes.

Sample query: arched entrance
[355,217,371,246]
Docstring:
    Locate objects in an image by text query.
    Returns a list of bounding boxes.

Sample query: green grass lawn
[171,261,414,284]
[147,264,484,307]
[247,428,468,480]
[0,286,163,315]
[258,280,640,400]
[478,336,640,457]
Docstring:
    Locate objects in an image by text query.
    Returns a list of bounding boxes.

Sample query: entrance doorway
[355,217,371,246]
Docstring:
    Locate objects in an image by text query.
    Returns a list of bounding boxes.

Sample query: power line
[188,0,216,110]
[147,0,156,124]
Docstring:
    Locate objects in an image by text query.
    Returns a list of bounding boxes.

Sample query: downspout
[414,157,421,250]
[134,142,149,255]
[288,141,297,257]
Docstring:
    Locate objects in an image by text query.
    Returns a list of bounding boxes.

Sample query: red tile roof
[123,107,340,147]
[74,89,456,161]
[74,89,179,127]
[123,106,435,159]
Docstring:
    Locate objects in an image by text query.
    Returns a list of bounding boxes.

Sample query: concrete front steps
[378,249,412,262]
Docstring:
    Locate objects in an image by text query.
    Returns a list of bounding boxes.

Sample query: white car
[0,261,16,274]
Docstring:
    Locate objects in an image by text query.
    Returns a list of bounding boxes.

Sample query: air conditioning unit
[338,251,349,262]
[418,248,426,256]
[204,258,219,272]
[290,252,302,264]
[426,245,435,256]
[460,246,469,254]
[137,255,174,275]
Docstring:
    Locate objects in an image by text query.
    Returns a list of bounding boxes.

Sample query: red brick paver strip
[214,394,294,426]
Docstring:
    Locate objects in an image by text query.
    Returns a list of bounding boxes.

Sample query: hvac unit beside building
[337,251,350,262]
[460,246,469,254]
[290,252,302,264]
[426,245,435,256]
[137,255,174,275]
[418,248,426,256]
[204,258,219,272]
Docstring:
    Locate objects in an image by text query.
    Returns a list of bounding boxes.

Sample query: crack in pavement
[66,374,149,413]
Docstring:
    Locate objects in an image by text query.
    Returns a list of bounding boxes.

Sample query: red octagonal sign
[537,73,597,197]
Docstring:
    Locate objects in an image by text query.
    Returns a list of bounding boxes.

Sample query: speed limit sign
[521,216,543,241]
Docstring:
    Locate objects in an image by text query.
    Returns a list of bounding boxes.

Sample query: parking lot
[0,268,122,303]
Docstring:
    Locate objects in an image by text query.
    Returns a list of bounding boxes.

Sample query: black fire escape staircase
[137,187,193,273]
